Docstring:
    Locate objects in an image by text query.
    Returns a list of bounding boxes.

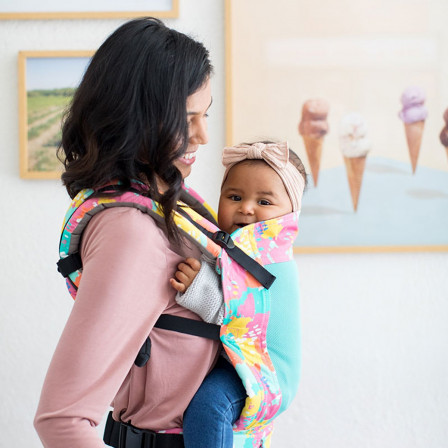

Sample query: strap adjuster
[212,231,235,249]
[212,230,275,290]
[57,253,82,278]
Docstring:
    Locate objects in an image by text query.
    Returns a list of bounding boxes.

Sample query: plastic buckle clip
[212,231,235,249]
[119,421,156,448]
[142,430,155,448]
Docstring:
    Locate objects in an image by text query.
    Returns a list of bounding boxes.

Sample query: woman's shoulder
[81,206,169,258]
[92,206,164,234]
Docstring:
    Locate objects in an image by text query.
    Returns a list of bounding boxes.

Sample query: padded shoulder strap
[58,180,276,298]
[58,181,222,298]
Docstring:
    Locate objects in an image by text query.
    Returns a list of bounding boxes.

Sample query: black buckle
[119,421,155,448]
[212,231,235,249]
[104,411,185,448]
[212,230,276,289]
[142,430,155,448]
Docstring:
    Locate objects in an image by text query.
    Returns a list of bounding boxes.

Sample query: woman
[34,17,220,448]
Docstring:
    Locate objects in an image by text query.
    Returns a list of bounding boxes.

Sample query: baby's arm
[171,256,225,325]
[170,257,201,293]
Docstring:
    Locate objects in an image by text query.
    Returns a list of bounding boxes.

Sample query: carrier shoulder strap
[57,182,220,290]
[58,181,275,291]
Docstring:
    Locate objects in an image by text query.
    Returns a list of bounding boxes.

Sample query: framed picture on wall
[0,0,178,20]
[18,51,95,180]
[225,0,448,253]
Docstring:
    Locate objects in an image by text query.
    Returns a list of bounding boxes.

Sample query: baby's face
[218,161,292,235]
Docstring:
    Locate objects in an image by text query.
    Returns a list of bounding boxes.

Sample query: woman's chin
[174,158,195,179]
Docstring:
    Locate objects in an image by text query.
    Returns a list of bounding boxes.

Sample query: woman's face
[173,79,212,179]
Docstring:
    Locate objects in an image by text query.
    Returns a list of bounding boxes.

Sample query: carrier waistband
[104,412,184,448]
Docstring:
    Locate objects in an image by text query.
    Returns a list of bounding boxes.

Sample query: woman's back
[35,207,220,446]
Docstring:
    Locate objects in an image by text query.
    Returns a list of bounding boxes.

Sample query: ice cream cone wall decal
[440,108,448,163]
[339,112,371,212]
[298,99,329,187]
[398,86,428,174]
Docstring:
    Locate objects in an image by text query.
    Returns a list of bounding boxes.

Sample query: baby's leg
[183,356,246,448]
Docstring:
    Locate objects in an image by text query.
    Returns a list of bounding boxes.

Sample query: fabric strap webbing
[154,314,220,340]
[134,315,220,367]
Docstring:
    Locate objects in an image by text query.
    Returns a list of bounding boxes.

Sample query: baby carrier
[57,180,301,448]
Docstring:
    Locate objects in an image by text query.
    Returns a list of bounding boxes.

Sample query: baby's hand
[170,257,201,293]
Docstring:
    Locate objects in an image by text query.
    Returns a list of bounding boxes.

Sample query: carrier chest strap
[134,315,220,367]
[154,314,220,340]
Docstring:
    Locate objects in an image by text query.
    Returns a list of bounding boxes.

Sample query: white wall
[274,252,448,448]
[0,1,447,447]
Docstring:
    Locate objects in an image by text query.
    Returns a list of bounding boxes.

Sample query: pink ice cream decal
[399,86,428,124]
[398,86,428,173]
[298,98,330,187]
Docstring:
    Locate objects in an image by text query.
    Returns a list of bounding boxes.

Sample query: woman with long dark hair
[34,18,219,448]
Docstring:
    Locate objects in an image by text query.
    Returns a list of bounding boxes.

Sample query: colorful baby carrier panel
[57,181,301,446]
[220,212,301,448]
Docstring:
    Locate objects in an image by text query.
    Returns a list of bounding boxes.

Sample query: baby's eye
[230,195,241,202]
[259,199,271,206]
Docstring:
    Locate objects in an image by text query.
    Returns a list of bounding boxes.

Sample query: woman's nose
[189,117,209,145]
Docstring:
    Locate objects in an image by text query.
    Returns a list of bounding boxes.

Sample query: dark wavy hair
[58,17,213,240]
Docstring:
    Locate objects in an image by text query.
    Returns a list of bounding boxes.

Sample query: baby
[171,141,307,448]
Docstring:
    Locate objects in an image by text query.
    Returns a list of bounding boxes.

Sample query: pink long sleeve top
[34,207,221,448]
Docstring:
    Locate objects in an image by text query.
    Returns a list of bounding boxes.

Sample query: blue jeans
[183,356,247,448]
